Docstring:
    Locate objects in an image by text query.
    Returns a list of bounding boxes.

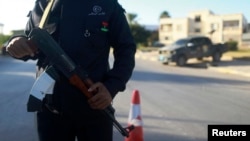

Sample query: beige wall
[159,18,189,45]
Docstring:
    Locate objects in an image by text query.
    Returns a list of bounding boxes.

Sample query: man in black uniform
[6,0,136,141]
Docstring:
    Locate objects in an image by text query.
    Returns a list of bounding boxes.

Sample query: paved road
[114,57,250,141]
[1,55,250,141]
[0,56,37,141]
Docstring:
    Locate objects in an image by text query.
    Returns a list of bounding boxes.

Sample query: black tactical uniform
[17,0,136,141]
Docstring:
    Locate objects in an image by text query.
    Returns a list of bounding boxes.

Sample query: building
[0,23,4,34]
[242,33,250,48]
[10,29,25,36]
[159,9,249,48]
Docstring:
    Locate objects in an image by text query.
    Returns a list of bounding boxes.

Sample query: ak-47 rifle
[27,27,134,137]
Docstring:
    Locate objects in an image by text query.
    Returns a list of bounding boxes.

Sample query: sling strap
[39,0,56,28]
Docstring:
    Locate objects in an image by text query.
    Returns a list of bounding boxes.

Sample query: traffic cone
[125,89,144,141]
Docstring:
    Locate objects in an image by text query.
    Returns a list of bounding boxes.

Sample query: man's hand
[88,82,112,110]
[6,36,37,58]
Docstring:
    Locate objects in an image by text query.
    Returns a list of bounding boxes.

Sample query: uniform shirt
[23,0,136,101]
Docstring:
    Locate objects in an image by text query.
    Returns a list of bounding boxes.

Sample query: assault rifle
[28,27,134,137]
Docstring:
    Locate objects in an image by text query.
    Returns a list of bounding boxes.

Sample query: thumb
[88,82,101,92]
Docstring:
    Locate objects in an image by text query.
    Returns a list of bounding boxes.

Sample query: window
[223,20,239,29]
[189,38,198,45]
[195,28,201,33]
[160,24,173,32]
[203,38,212,45]
[175,39,189,46]
[195,15,201,22]
[164,36,173,41]
[211,23,218,30]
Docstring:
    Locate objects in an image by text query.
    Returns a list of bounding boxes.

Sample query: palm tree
[126,13,138,25]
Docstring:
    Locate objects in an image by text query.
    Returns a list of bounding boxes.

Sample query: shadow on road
[131,70,250,85]
[168,59,250,69]
[114,113,209,141]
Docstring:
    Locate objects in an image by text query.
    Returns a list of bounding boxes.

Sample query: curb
[207,67,250,78]
[135,53,157,62]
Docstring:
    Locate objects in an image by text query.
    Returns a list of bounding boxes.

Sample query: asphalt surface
[135,50,250,78]
[0,52,249,141]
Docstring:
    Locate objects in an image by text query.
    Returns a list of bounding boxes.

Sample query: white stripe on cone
[128,104,143,126]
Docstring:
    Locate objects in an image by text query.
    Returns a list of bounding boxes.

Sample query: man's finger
[88,95,109,109]
[88,82,102,92]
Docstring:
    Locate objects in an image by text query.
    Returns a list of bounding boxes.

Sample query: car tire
[212,52,221,62]
[197,57,203,61]
[163,62,169,65]
[177,55,187,66]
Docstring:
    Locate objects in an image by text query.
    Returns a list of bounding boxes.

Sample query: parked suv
[158,36,228,66]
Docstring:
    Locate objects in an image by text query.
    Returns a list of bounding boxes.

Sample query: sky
[0,0,249,34]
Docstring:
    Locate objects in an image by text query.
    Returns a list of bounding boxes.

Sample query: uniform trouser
[36,107,113,141]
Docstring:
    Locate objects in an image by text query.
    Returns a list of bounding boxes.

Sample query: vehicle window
[190,38,199,45]
[204,38,212,44]
[174,39,189,46]
[198,38,205,45]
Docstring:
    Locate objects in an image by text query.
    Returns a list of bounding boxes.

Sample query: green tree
[160,11,171,18]
[0,34,11,45]
[126,13,151,46]
[130,24,151,46]
[147,30,159,46]
[126,13,138,25]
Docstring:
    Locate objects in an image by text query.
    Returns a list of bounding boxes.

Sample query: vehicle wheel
[163,62,169,65]
[177,55,186,66]
[212,52,221,62]
[197,57,203,61]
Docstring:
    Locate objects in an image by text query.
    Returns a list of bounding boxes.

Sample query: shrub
[225,40,238,51]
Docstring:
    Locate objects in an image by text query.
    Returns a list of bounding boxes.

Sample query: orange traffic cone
[125,90,144,141]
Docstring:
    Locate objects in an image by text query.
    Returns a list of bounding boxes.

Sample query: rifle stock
[28,28,134,137]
